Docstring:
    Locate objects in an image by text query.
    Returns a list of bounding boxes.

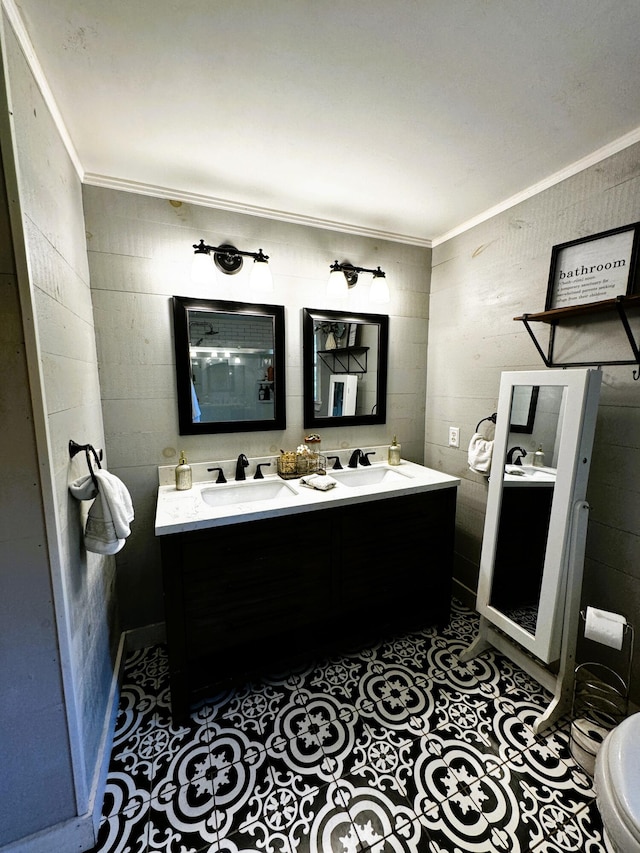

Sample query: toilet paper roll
[584,606,627,650]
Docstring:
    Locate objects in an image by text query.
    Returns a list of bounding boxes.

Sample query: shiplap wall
[0,123,77,844]
[1,14,116,847]
[83,186,432,630]
[426,141,640,701]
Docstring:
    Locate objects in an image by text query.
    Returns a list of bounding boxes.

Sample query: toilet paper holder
[570,612,634,774]
[579,609,633,682]
[573,611,634,732]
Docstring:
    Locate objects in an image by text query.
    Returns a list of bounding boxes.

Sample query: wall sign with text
[545,222,640,311]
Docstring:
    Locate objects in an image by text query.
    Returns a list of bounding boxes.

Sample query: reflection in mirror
[475,368,601,665]
[510,385,539,433]
[302,308,389,429]
[173,296,286,434]
[490,384,564,635]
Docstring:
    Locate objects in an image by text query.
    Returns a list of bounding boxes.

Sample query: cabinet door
[336,489,456,626]
[179,514,329,656]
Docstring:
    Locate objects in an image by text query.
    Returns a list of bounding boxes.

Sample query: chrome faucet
[235,453,249,481]
[506,446,527,465]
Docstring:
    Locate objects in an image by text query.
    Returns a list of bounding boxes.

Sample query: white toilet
[595,712,640,851]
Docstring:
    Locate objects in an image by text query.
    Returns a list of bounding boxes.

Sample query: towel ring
[69,440,103,492]
[476,413,497,432]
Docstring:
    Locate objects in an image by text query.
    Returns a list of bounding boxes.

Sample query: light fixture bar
[327,260,389,303]
[193,239,269,263]
[329,260,386,282]
[193,239,269,266]
[191,239,273,291]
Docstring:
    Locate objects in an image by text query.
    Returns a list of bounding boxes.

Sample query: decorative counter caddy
[276,451,298,479]
[277,435,325,479]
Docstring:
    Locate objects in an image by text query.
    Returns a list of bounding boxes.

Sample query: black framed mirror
[302,307,389,429]
[173,296,286,434]
[509,385,539,433]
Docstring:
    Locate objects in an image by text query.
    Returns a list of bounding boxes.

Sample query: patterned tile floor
[91,601,612,852]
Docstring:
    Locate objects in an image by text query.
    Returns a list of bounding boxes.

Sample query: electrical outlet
[448,426,460,448]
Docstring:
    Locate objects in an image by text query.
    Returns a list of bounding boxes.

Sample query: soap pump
[388,436,401,465]
[175,450,192,490]
[533,445,545,468]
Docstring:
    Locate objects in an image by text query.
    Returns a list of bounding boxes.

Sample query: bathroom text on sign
[547,226,637,310]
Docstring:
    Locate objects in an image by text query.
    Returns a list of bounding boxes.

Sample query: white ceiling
[8,0,640,245]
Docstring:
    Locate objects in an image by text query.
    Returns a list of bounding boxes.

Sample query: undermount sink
[201,479,299,507]
[330,465,414,487]
[504,464,556,482]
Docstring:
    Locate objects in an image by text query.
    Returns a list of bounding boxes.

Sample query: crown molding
[432,126,640,247]
[82,172,433,247]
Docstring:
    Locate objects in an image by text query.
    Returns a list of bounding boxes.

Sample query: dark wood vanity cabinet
[334,491,456,623]
[161,487,457,721]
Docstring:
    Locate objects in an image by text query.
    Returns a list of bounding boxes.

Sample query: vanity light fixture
[191,239,273,292]
[327,260,390,304]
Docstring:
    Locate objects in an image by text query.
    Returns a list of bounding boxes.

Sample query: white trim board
[0,633,125,853]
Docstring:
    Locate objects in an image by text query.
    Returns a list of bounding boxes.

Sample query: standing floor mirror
[462,368,602,732]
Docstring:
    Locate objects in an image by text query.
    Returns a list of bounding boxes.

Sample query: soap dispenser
[388,436,401,465]
[175,450,192,490]
[533,445,545,468]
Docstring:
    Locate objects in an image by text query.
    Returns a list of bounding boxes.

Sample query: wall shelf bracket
[515,294,640,380]
[518,315,552,368]
[317,346,369,375]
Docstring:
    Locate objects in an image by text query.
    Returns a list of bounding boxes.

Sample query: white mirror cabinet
[462,368,602,733]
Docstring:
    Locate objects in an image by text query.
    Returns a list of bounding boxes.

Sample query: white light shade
[191,252,215,285]
[250,259,273,293]
[327,268,348,298]
[370,275,390,304]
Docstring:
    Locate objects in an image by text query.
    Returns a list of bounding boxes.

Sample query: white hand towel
[468,433,493,475]
[69,469,134,555]
[300,473,338,491]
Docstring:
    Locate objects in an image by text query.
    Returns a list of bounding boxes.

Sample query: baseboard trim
[87,631,127,836]
[125,621,166,652]
[0,813,96,853]
[0,632,126,853]
[452,578,477,610]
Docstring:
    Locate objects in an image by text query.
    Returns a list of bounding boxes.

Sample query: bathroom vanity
[155,458,459,721]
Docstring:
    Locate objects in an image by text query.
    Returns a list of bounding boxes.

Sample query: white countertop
[155,459,460,535]
[503,463,556,487]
